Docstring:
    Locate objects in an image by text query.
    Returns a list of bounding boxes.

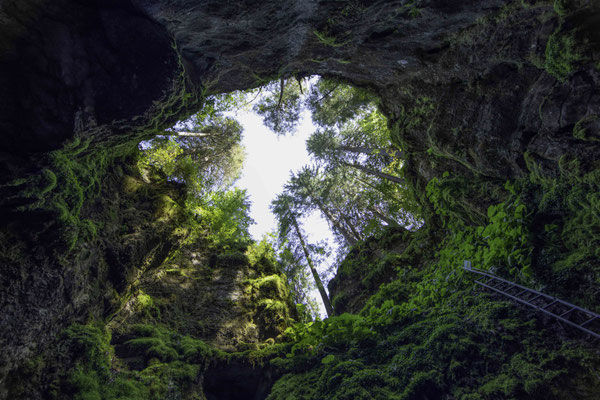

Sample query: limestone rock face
[2,0,598,190]
[0,0,599,398]
[1,0,521,155]
[0,161,185,398]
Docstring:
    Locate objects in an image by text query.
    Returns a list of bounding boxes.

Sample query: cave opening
[138,75,417,319]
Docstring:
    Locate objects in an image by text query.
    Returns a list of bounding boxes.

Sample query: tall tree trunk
[290,214,334,317]
[313,197,359,246]
[355,176,384,194]
[369,206,399,227]
[301,180,359,246]
[351,176,402,226]
[338,145,402,159]
[342,213,363,239]
[334,203,362,240]
[342,161,405,184]
[354,176,404,208]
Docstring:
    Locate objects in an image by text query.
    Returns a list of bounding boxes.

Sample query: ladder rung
[464,264,600,339]
[515,289,528,297]
[580,316,597,327]
[506,285,522,294]
[541,300,558,310]
[496,282,513,290]
[483,277,495,285]
[528,294,541,302]
[559,307,575,317]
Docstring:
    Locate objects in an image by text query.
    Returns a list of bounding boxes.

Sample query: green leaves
[427,177,534,290]
[253,79,304,136]
[192,188,254,249]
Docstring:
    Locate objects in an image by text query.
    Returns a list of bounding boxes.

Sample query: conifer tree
[271,193,334,317]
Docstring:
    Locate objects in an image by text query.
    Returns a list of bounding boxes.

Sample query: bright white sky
[232,107,337,316]
[234,108,334,247]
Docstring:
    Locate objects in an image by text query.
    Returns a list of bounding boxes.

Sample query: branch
[242,86,263,107]
[317,84,339,103]
[168,131,214,137]
[295,75,304,95]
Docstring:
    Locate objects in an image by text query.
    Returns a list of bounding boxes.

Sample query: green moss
[573,114,599,141]
[268,290,597,399]
[145,41,202,131]
[154,194,180,220]
[3,136,119,251]
[39,169,58,195]
[65,323,112,374]
[2,41,203,257]
[390,97,434,149]
[251,275,288,299]
[313,30,348,48]
[132,291,162,320]
[246,238,278,274]
[553,0,573,16]
[124,324,219,363]
[545,27,583,81]
[216,251,248,267]
[64,322,221,400]
[126,337,179,362]
[69,367,103,400]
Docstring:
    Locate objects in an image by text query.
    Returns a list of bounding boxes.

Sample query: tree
[253,79,304,136]
[139,93,247,196]
[276,241,321,319]
[271,193,334,317]
[254,78,373,135]
[307,128,399,160]
[138,92,254,249]
[306,106,405,185]
[191,188,254,249]
[287,166,360,246]
[286,161,422,246]
[306,79,373,128]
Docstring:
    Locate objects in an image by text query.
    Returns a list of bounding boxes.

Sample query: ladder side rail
[539,309,600,339]
[474,279,600,339]
[475,279,549,311]
[466,267,600,320]
[469,268,555,303]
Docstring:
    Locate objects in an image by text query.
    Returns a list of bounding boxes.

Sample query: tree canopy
[138,92,253,250]
[255,77,423,316]
[139,79,422,318]
[262,77,421,243]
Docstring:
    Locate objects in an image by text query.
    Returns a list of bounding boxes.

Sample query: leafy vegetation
[138,91,253,251]
[267,293,597,400]
[524,154,600,308]
[50,69,600,400]
[259,78,420,251]
[63,322,220,400]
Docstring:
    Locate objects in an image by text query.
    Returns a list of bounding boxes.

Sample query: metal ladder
[463,261,600,339]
